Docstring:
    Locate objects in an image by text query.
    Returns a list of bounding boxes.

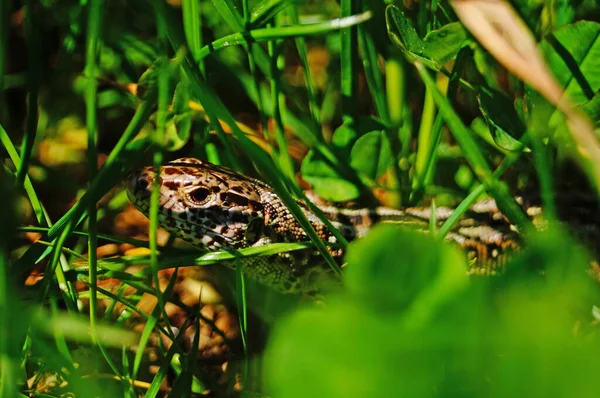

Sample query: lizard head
[126,157,265,251]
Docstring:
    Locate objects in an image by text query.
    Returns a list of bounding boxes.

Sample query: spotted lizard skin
[126,158,523,293]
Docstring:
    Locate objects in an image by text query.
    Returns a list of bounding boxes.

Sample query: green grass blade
[411,48,471,203]
[0,125,50,226]
[289,7,322,133]
[0,0,10,120]
[414,86,436,183]
[438,138,531,238]
[210,0,244,31]
[149,17,175,348]
[386,55,411,204]
[13,112,153,287]
[341,0,359,119]
[531,138,557,221]
[0,250,18,397]
[250,0,296,28]
[132,316,158,380]
[268,31,295,181]
[358,24,389,123]
[234,259,249,373]
[84,0,103,334]
[415,62,530,228]
[15,0,41,187]
[195,11,373,60]
[182,0,202,62]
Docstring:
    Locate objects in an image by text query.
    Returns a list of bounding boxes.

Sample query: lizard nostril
[127,172,160,195]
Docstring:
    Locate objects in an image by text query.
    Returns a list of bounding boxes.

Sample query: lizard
[125,157,530,294]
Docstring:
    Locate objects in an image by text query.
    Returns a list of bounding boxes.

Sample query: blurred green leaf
[0,168,18,245]
[164,80,192,151]
[301,149,361,202]
[478,87,527,151]
[136,60,162,101]
[579,89,600,125]
[541,21,600,105]
[484,228,600,397]
[301,117,390,201]
[349,130,392,180]
[113,34,159,69]
[496,228,598,307]
[344,225,469,316]
[265,228,480,397]
[331,116,386,150]
[529,21,600,138]
[266,226,600,398]
[265,299,449,398]
[32,309,139,348]
[386,5,467,69]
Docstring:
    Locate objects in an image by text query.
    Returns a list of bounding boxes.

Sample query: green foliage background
[1,0,600,396]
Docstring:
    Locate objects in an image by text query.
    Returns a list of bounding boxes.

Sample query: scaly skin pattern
[126,158,522,293]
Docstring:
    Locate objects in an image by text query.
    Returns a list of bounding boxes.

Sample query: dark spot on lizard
[249,200,263,212]
[163,167,179,175]
[164,181,180,190]
[227,192,249,206]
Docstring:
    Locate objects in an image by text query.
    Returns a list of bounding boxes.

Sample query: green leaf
[498,228,596,301]
[579,89,600,125]
[541,21,600,105]
[349,130,393,180]
[330,120,360,150]
[484,228,600,397]
[164,81,192,151]
[385,5,425,60]
[210,0,244,31]
[265,299,447,398]
[265,228,479,397]
[344,225,468,315]
[301,117,390,201]
[331,115,386,150]
[300,150,361,202]
[528,21,600,137]
[422,22,469,66]
[386,5,467,69]
[265,228,600,398]
[478,88,527,151]
[136,65,158,101]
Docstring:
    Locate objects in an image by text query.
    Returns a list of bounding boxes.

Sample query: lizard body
[126,158,523,293]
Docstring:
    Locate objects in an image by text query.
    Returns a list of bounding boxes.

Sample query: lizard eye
[189,188,211,205]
